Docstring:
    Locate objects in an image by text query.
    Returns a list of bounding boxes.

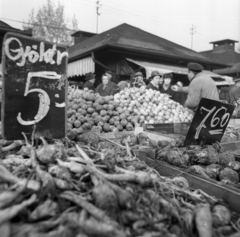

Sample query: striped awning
[68,57,95,77]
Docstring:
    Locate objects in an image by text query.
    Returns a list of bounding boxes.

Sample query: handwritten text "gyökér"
[4,37,68,67]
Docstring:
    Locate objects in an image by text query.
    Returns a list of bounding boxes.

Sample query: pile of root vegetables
[149,136,240,189]
[0,132,240,237]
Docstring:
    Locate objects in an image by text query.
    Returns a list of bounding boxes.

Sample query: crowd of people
[70,62,240,115]
[78,62,224,112]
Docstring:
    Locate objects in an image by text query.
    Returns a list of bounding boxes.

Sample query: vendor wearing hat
[83,72,96,91]
[160,73,175,97]
[146,70,163,91]
[172,62,219,110]
[130,71,145,88]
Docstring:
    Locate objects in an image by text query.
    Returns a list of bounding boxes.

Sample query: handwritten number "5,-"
[17,71,61,126]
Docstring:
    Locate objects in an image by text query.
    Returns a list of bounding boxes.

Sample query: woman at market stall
[95,73,118,96]
[83,72,96,91]
[146,70,162,91]
[160,73,175,98]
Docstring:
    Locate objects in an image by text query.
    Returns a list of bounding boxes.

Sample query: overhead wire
[0,17,77,31]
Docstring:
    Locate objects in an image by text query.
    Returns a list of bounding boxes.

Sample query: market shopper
[146,70,162,91]
[0,72,2,120]
[172,81,187,105]
[95,73,118,96]
[232,98,240,117]
[117,80,129,91]
[160,73,175,98]
[219,78,240,105]
[130,71,145,88]
[172,63,219,110]
[83,73,96,91]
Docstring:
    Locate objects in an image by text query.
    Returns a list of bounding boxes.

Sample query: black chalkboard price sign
[184,98,235,146]
[1,33,68,140]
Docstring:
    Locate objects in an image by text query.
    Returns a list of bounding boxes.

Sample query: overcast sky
[0,0,239,52]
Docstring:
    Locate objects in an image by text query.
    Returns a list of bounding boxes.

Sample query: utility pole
[96,0,101,34]
[190,25,196,50]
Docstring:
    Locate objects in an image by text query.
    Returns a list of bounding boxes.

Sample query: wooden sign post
[1,33,68,140]
[184,98,235,146]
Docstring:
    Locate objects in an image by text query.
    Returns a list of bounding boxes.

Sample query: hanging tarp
[126,58,188,78]
[68,57,95,77]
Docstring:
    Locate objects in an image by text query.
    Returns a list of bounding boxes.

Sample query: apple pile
[114,87,194,125]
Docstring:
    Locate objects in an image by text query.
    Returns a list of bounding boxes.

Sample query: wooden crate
[146,158,240,213]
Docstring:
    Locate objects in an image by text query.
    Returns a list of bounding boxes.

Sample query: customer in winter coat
[219,79,240,105]
[172,62,219,110]
[95,73,118,96]
[83,73,95,91]
[146,70,162,91]
[160,73,175,98]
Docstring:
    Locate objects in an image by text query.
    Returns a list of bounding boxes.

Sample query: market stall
[2,32,240,237]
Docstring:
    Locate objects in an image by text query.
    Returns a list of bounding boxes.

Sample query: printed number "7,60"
[194,106,230,139]
[17,71,61,126]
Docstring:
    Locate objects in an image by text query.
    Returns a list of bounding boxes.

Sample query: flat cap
[187,62,204,72]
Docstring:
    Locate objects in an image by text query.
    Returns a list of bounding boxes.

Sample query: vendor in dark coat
[95,73,118,96]
[160,73,175,98]
[83,72,95,91]
[146,70,162,91]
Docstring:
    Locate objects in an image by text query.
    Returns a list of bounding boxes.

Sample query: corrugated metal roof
[68,23,226,67]
[201,50,240,66]
[214,62,240,75]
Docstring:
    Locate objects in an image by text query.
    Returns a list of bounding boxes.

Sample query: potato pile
[67,87,135,135]
[114,87,194,124]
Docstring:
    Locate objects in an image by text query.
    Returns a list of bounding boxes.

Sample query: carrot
[30,199,58,221]
[54,178,73,190]
[0,222,10,237]
[60,191,119,227]
[36,165,55,194]
[228,232,240,237]
[76,145,134,208]
[78,209,126,237]
[0,194,36,225]
[194,203,212,237]
[0,186,25,209]
[56,159,86,175]
[2,140,24,152]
